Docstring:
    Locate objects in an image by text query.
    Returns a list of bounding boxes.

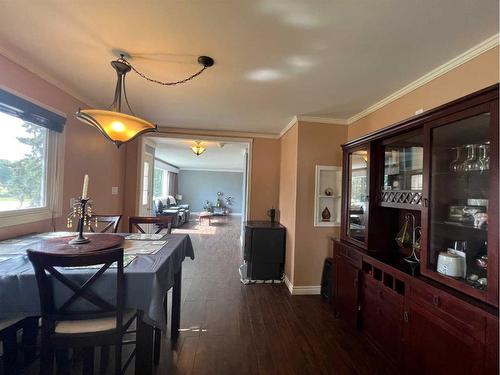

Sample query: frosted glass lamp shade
[76,109,157,148]
[191,142,206,156]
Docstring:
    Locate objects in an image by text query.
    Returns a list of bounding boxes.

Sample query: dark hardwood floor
[158,215,397,375]
[16,215,397,374]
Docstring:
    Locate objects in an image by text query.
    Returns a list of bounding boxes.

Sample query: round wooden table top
[29,233,124,255]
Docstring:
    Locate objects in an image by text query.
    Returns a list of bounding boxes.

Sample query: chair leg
[40,331,54,375]
[115,343,122,375]
[55,348,70,375]
[22,317,39,364]
[99,346,110,375]
[2,331,18,375]
[82,347,94,375]
[153,328,161,365]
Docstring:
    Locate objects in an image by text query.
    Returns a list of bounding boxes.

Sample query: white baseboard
[283,274,294,294]
[283,274,321,295]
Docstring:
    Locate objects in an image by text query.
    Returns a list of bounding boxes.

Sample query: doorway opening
[137,133,251,233]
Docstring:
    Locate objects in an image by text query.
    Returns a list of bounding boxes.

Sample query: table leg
[171,267,182,343]
[22,317,38,364]
[136,311,153,375]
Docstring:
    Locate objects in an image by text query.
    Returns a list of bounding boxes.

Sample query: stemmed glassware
[478,142,490,172]
[463,144,481,172]
[449,147,463,172]
[450,143,489,173]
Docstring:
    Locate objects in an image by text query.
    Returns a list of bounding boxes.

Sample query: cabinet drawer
[335,243,362,266]
[364,275,403,305]
[409,279,486,342]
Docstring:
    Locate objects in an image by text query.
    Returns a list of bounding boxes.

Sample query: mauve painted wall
[178,170,244,213]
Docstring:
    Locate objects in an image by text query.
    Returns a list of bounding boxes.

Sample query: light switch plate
[111,187,119,195]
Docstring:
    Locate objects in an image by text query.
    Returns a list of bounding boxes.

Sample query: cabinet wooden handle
[423,198,429,207]
[404,311,409,323]
[432,295,440,306]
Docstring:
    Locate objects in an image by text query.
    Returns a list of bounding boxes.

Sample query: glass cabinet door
[346,149,369,244]
[426,110,493,297]
[383,133,423,192]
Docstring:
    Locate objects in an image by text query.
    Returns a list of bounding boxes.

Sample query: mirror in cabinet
[380,131,424,208]
[424,107,498,305]
[345,148,369,246]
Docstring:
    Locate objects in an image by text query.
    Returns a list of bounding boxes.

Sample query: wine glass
[463,144,481,172]
[449,147,463,172]
[478,144,488,172]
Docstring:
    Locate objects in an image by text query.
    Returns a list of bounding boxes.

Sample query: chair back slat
[89,215,122,233]
[27,248,125,328]
[128,216,172,234]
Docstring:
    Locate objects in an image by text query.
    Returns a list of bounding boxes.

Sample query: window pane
[0,112,47,211]
[153,168,163,198]
[142,162,149,205]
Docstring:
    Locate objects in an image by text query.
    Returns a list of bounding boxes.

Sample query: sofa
[153,196,190,228]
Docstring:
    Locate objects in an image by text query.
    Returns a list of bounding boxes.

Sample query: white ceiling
[0,1,498,134]
[151,137,247,171]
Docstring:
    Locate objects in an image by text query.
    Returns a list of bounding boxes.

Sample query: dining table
[0,231,195,375]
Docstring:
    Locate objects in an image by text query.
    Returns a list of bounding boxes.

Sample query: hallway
[159,216,396,375]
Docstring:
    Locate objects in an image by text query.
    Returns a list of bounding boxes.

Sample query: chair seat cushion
[54,310,135,334]
[0,318,22,332]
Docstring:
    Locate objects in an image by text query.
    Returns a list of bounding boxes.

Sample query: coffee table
[199,211,212,225]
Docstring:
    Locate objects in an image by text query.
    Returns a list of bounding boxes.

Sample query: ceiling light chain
[119,55,214,86]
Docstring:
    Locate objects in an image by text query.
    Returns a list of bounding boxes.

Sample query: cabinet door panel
[342,146,370,248]
[405,301,485,375]
[421,100,498,306]
[334,255,360,328]
[362,276,403,363]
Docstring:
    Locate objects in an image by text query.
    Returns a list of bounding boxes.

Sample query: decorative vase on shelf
[321,207,331,222]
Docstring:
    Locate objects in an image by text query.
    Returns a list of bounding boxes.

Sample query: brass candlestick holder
[67,197,96,245]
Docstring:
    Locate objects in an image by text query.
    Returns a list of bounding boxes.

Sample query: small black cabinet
[244,221,286,280]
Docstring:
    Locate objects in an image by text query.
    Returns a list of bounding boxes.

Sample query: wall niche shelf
[314,165,341,227]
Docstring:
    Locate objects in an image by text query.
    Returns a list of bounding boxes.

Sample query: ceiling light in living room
[191,141,206,156]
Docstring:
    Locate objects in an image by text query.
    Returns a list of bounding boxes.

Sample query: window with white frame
[153,167,170,198]
[0,89,65,227]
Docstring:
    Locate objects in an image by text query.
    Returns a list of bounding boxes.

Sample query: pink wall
[0,54,125,239]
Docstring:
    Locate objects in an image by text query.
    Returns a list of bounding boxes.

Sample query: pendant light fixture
[191,141,206,156]
[76,53,215,148]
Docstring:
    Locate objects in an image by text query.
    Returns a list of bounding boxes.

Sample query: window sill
[0,207,57,228]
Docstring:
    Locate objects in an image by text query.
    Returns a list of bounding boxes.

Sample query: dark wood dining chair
[0,318,35,373]
[128,216,173,234]
[27,248,137,375]
[89,214,122,233]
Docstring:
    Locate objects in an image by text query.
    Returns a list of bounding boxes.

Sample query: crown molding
[0,47,98,108]
[347,33,499,124]
[296,115,349,125]
[157,125,279,139]
[279,116,299,138]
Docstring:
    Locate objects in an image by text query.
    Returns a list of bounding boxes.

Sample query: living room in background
[141,134,251,224]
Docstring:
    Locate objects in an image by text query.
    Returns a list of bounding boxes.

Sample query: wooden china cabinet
[333,84,499,374]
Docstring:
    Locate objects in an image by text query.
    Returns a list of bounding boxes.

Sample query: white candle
[82,174,89,199]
